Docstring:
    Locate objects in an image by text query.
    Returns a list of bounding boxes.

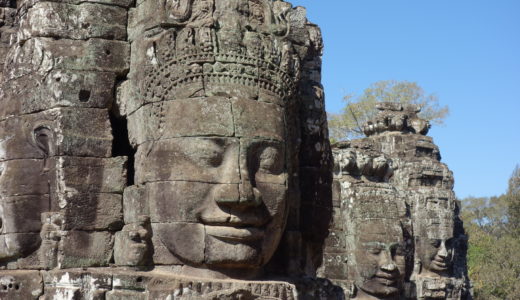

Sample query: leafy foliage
[506,165,520,236]
[328,80,449,141]
[462,165,520,300]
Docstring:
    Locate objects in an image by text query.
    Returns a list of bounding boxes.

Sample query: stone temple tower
[0,0,469,299]
[320,103,471,299]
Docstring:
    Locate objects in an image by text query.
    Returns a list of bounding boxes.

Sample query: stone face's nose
[379,250,397,272]
[438,241,449,258]
[213,147,263,208]
[239,181,262,207]
[381,262,397,272]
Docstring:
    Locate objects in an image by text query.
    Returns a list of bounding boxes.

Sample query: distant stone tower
[320,103,471,299]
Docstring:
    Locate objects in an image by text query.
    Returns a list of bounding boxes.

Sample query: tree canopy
[328,80,449,141]
[461,165,520,299]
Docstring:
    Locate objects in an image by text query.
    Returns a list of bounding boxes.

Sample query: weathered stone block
[0,271,43,299]
[24,70,116,113]
[5,38,129,80]
[0,108,113,160]
[0,159,49,197]
[127,97,234,146]
[111,273,149,292]
[298,118,330,168]
[127,1,172,41]
[18,0,135,9]
[324,230,346,250]
[42,270,112,298]
[154,222,205,265]
[10,246,43,270]
[106,290,146,300]
[258,88,285,106]
[0,233,41,262]
[62,193,123,231]
[144,276,301,300]
[204,234,260,267]
[320,253,348,280]
[232,99,285,141]
[204,81,259,102]
[115,79,140,116]
[19,2,127,41]
[50,156,127,199]
[147,181,219,223]
[0,7,16,26]
[59,231,114,268]
[123,185,147,224]
[332,180,341,207]
[0,73,116,120]
[53,108,113,157]
[0,195,49,233]
[150,227,183,265]
[374,134,441,160]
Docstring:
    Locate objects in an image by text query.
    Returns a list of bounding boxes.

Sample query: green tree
[462,165,520,300]
[506,165,520,236]
[328,80,449,141]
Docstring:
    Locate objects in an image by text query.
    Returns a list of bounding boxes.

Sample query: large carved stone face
[127,0,301,271]
[417,237,454,276]
[352,221,406,298]
[132,95,289,269]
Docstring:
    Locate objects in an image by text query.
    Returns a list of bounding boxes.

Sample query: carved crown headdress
[141,0,299,102]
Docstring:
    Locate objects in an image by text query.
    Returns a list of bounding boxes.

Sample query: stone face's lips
[374,271,399,286]
[199,211,270,228]
[431,258,449,270]
[205,225,264,241]
[376,278,397,286]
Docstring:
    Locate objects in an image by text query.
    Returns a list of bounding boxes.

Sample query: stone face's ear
[33,126,53,157]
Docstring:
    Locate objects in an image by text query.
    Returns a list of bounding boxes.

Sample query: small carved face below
[351,223,406,299]
[417,237,454,276]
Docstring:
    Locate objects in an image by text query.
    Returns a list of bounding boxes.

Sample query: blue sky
[290,0,520,199]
